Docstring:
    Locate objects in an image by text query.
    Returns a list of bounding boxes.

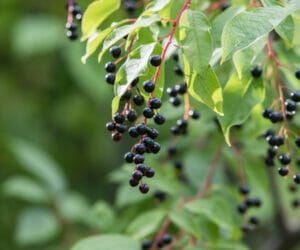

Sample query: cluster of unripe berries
[141,234,172,250]
[65,0,82,40]
[237,185,261,233]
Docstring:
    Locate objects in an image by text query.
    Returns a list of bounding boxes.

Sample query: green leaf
[179,10,213,75]
[169,210,201,238]
[89,201,116,231]
[211,6,245,49]
[183,61,223,115]
[146,0,172,12]
[115,43,156,96]
[126,210,166,240]
[72,235,140,250]
[222,5,299,61]
[111,96,121,117]
[98,15,161,61]
[218,73,265,145]
[56,192,90,223]
[2,176,50,203]
[11,16,64,57]
[9,138,67,192]
[81,0,121,39]
[233,36,266,81]
[275,16,294,47]
[15,208,61,246]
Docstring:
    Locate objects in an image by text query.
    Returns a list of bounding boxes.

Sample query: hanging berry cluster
[65,0,82,40]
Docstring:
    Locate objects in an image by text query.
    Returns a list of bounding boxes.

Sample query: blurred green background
[0,0,127,249]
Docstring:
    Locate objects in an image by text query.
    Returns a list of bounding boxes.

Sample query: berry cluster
[261,68,300,207]
[141,234,172,250]
[65,0,82,40]
[237,185,261,233]
[105,53,169,193]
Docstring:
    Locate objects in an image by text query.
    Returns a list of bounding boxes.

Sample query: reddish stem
[266,37,293,175]
[67,0,74,24]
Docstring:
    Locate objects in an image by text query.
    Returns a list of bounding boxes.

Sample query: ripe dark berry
[295,69,300,80]
[262,108,272,118]
[124,152,134,163]
[252,198,262,207]
[105,73,116,84]
[153,114,165,125]
[115,124,127,133]
[132,170,143,181]
[149,98,162,109]
[292,199,300,208]
[128,127,139,138]
[177,119,188,129]
[66,30,78,40]
[143,80,155,93]
[109,46,121,58]
[139,183,149,193]
[267,147,277,158]
[124,1,135,12]
[249,216,259,226]
[154,190,167,202]
[133,95,144,106]
[113,112,125,124]
[136,164,147,173]
[150,142,161,154]
[121,90,132,101]
[166,87,177,97]
[146,128,159,139]
[289,184,297,192]
[70,5,81,15]
[162,234,172,245]
[189,110,200,119]
[264,129,276,138]
[268,135,284,147]
[143,107,154,118]
[294,174,300,184]
[174,65,184,76]
[130,77,139,87]
[134,143,146,154]
[106,122,115,131]
[265,157,274,167]
[291,91,300,102]
[295,137,300,147]
[251,66,263,78]
[149,55,162,67]
[66,22,77,31]
[142,137,154,148]
[175,82,187,94]
[269,111,283,123]
[285,99,296,112]
[169,96,181,106]
[278,154,291,165]
[239,185,250,195]
[168,145,177,156]
[129,177,139,187]
[173,160,183,170]
[136,123,147,135]
[145,167,155,178]
[141,239,152,250]
[112,132,122,141]
[171,126,180,135]
[133,154,145,164]
[220,2,230,10]
[278,166,289,176]
[126,109,138,122]
[105,62,116,73]
[237,203,247,214]
[173,51,179,61]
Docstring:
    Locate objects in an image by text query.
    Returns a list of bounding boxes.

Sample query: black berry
[169,97,181,106]
[278,154,291,165]
[136,123,147,135]
[294,174,300,184]
[126,109,138,122]
[112,132,122,141]
[146,128,159,139]
[66,30,78,40]
[129,177,139,187]
[106,122,115,131]
[105,73,116,84]
[134,143,146,154]
[113,112,125,124]
[295,137,300,147]
[239,185,250,195]
[278,166,289,176]
[133,154,145,164]
[132,170,143,181]
[124,152,134,163]
[143,107,154,118]
[153,114,165,125]
[285,99,296,112]
[149,98,162,109]
[133,95,145,106]
[295,69,300,80]
[174,65,184,76]
[143,80,155,93]
[237,203,248,214]
[128,127,139,138]
[291,91,300,102]
[162,234,172,245]
[105,62,116,73]
[141,239,152,250]
[189,110,200,119]
[139,183,150,193]
[109,46,121,58]
[149,55,162,67]
[251,66,263,78]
